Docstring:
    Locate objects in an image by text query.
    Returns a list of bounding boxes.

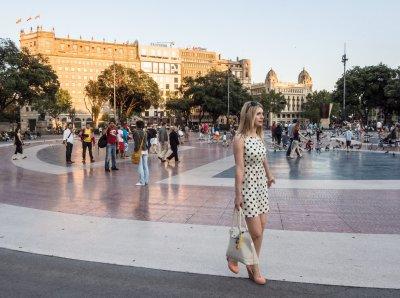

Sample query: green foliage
[333,64,398,123]
[181,70,251,123]
[256,89,286,115]
[84,79,106,128]
[0,38,59,116]
[165,97,192,125]
[94,64,161,121]
[46,89,72,119]
[301,90,339,123]
[384,67,400,117]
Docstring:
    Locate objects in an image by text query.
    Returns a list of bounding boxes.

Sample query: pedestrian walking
[290,122,304,158]
[63,123,74,164]
[105,121,118,172]
[166,126,180,165]
[270,121,276,143]
[80,123,95,163]
[158,122,169,162]
[286,119,300,157]
[345,126,353,152]
[12,127,27,160]
[133,120,149,186]
[227,101,275,285]
[275,122,283,146]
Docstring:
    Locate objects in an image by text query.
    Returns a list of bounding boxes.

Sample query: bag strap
[139,132,145,150]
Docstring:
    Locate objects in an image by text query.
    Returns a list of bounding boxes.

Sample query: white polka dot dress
[242,136,270,217]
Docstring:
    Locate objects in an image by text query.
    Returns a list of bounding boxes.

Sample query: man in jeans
[63,123,74,165]
[286,119,300,157]
[105,121,118,172]
[158,122,169,162]
[80,123,95,163]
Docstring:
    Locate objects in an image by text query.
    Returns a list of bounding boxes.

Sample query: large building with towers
[251,68,313,126]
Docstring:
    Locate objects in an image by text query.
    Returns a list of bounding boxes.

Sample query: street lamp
[113,41,118,124]
[341,43,348,122]
[227,66,231,124]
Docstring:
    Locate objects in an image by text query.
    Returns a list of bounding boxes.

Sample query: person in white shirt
[117,126,124,158]
[345,127,353,152]
[63,123,74,164]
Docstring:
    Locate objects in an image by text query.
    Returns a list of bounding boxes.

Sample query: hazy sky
[1,0,399,91]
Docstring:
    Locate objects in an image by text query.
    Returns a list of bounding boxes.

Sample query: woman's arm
[233,135,245,210]
[263,157,275,188]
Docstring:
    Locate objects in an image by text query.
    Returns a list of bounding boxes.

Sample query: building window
[159,63,165,74]
[174,77,178,83]
[26,107,29,112]
[152,63,159,73]
[166,84,170,90]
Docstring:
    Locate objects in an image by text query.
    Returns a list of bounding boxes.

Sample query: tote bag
[226,208,259,265]
[131,133,145,164]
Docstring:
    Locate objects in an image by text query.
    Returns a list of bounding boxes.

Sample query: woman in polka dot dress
[227,101,275,285]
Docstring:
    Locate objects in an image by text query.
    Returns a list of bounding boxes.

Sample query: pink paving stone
[1,138,399,234]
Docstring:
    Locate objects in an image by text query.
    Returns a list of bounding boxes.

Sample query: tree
[0,38,59,116]
[165,98,192,126]
[68,107,76,125]
[182,70,251,124]
[333,64,397,123]
[46,89,72,119]
[84,80,106,128]
[301,90,339,123]
[384,67,400,120]
[256,89,286,116]
[95,64,161,121]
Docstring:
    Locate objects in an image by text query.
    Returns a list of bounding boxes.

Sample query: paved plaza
[0,135,400,296]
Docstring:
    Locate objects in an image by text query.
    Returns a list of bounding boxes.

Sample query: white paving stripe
[0,203,399,289]
[157,155,400,190]
[11,144,196,175]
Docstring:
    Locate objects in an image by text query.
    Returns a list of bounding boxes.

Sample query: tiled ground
[1,136,399,234]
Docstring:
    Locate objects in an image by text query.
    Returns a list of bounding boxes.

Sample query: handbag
[131,132,145,164]
[226,208,259,265]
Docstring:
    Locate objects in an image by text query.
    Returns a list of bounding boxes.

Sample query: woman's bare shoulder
[233,134,245,148]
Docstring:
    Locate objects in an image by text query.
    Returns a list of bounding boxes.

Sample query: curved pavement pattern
[1,138,400,291]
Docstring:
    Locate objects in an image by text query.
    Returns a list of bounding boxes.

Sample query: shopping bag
[226,208,259,265]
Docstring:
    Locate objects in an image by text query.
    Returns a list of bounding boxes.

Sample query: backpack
[98,134,107,148]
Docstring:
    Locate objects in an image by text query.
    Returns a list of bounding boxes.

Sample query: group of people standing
[61,120,184,186]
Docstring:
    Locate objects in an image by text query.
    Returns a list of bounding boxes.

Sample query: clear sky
[1,0,399,91]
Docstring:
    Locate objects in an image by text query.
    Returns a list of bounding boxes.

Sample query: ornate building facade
[20,27,140,124]
[180,47,251,89]
[19,27,251,128]
[251,68,313,126]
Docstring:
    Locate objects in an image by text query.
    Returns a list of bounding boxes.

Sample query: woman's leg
[290,140,298,157]
[138,155,145,184]
[245,214,267,257]
[143,154,149,184]
[246,213,267,280]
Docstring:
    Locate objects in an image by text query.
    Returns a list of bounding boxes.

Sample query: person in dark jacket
[166,126,180,164]
[133,120,149,186]
[275,123,283,146]
[12,127,26,160]
[158,122,169,161]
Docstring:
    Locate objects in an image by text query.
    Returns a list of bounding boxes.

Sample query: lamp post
[341,43,348,122]
[113,40,118,124]
[227,66,231,125]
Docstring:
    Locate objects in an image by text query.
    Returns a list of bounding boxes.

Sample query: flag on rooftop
[15,18,22,24]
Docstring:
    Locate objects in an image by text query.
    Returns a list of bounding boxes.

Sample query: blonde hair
[237,101,264,138]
